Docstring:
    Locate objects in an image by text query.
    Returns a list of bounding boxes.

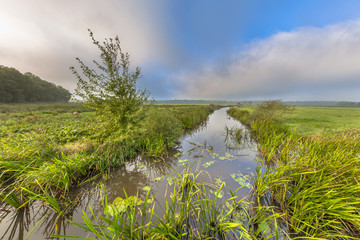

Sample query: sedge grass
[228,105,360,238]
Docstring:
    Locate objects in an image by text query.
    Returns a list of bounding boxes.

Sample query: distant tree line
[0,65,70,103]
[336,101,360,107]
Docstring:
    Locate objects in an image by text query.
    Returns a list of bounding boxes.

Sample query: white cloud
[0,0,171,91]
[177,19,360,101]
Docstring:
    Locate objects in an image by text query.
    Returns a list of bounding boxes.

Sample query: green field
[282,106,360,135]
[235,105,360,135]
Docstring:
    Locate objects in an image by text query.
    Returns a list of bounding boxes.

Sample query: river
[0,107,258,239]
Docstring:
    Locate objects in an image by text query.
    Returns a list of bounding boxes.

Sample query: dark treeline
[0,65,70,103]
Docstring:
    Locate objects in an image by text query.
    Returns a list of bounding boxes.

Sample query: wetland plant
[55,167,284,239]
[228,104,360,238]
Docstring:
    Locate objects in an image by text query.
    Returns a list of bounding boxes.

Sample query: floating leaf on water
[231,172,253,189]
[137,164,145,169]
[191,154,206,158]
[214,190,224,198]
[154,176,164,182]
[215,177,224,187]
[203,160,216,168]
[106,197,125,216]
[178,159,189,166]
[167,176,174,186]
[188,141,202,148]
[106,195,143,216]
[236,154,249,157]
[206,148,219,158]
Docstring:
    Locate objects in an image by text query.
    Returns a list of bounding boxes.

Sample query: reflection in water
[0,107,258,239]
[0,208,30,240]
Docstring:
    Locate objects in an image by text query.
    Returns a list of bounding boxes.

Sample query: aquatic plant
[53,166,286,239]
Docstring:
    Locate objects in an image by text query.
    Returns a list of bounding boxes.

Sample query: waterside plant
[0,104,217,216]
[55,167,286,239]
[228,102,360,238]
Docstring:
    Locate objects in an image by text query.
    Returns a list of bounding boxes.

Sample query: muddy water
[0,107,258,239]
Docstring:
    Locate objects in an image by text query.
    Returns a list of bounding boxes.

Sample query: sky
[2,0,360,101]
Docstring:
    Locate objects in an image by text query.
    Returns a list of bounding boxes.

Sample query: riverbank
[228,103,360,238]
[232,104,360,135]
[53,107,274,239]
[1,106,268,239]
[0,103,217,211]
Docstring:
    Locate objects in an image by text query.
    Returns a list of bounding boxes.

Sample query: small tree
[71,30,149,136]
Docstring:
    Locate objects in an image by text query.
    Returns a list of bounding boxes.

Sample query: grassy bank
[230,105,360,135]
[228,104,360,238]
[0,103,217,210]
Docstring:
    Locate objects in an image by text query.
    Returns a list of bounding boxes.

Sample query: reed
[228,104,360,238]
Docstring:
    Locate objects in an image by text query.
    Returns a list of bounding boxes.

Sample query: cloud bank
[0,0,171,91]
[177,19,360,101]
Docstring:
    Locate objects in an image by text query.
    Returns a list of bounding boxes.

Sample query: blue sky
[1,0,360,101]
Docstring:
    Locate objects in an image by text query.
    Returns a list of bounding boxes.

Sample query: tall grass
[0,104,216,216]
[228,105,360,238]
[55,167,285,239]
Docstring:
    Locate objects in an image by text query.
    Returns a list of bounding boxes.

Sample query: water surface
[0,107,258,239]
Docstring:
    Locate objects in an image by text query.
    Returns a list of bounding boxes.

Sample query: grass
[228,104,360,238]
[0,103,217,213]
[281,106,360,135]
[230,105,360,136]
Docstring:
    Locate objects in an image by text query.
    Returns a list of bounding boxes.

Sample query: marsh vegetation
[228,102,360,239]
[2,30,360,239]
[1,102,360,239]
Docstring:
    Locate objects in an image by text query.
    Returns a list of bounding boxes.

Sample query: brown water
[0,107,258,239]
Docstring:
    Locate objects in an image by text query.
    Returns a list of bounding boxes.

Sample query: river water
[0,107,258,239]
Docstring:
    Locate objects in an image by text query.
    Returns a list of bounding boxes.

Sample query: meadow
[230,105,360,136]
[281,106,360,135]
